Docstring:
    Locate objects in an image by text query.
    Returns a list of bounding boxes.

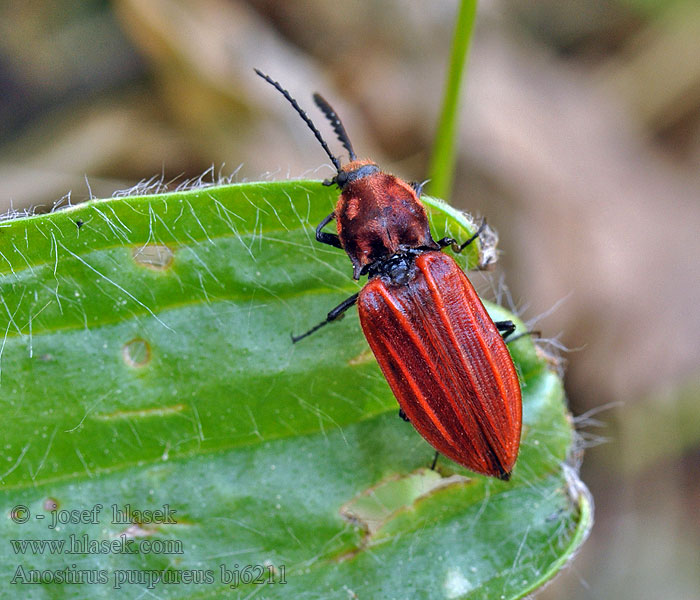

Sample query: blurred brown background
[1,1,698,597]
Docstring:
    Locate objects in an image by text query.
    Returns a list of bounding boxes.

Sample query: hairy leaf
[0,181,590,598]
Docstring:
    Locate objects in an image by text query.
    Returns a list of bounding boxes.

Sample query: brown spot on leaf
[43,497,59,511]
[348,349,374,366]
[132,245,174,270]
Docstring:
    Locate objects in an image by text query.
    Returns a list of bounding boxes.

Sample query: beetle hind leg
[494,320,516,340]
[497,320,543,345]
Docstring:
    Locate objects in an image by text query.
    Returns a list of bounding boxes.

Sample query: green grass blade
[427,0,478,201]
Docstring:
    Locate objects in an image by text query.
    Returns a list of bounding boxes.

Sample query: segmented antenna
[254,69,342,172]
[313,93,357,161]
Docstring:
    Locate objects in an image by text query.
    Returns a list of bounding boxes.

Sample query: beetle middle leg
[291,293,359,343]
[436,219,488,254]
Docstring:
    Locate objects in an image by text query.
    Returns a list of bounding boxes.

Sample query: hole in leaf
[132,245,174,270]
[340,468,470,536]
[120,523,157,538]
[122,338,151,367]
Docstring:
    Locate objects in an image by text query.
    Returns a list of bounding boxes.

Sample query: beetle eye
[335,172,348,188]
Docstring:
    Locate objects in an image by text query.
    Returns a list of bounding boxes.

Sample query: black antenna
[254,69,342,171]
[313,93,357,161]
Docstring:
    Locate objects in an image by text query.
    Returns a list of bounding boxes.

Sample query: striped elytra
[256,69,523,479]
[358,251,521,479]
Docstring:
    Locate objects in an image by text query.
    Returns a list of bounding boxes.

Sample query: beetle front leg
[316,212,343,249]
[409,180,428,197]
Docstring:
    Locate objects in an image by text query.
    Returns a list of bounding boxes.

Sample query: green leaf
[0,181,590,598]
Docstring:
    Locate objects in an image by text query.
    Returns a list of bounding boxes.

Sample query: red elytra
[256,69,522,479]
[358,251,521,478]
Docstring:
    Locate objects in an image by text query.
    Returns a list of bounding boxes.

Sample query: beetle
[255,69,522,480]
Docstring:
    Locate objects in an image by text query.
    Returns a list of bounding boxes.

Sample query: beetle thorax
[334,162,438,279]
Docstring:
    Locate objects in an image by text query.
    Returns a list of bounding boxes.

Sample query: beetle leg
[505,330,541,344]
[496,320,544,344]
[436,219,488,254]
[430,451,440,471]
[494,320,516,340]
[316,212,343,249]
[291,292,359,343]
[409,180,428,197]
[398,408,410,422]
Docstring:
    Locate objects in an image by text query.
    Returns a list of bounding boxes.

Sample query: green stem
[426,0,478,201]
